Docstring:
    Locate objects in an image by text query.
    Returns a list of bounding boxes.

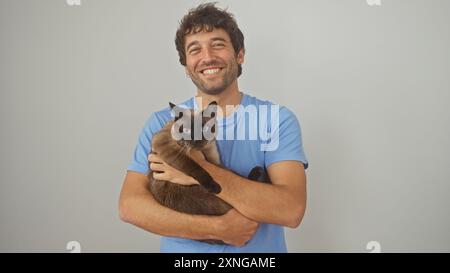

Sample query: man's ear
[185,67,191,78]
[237,48,245,65]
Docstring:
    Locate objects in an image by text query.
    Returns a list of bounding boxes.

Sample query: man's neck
[195,80,242,118]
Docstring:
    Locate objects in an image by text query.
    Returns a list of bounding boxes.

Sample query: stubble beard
[189,59,238,95]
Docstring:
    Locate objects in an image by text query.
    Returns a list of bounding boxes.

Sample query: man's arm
[118,170,258,246]
[196,159,307,228]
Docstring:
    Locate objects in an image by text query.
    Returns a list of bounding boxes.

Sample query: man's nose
[201,47,214,61]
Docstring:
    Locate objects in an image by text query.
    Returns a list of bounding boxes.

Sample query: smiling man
[184,28,238,94]
[119,3,309,253]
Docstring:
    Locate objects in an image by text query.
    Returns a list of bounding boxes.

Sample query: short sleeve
[127,113,166,174]
[264,107,309,169]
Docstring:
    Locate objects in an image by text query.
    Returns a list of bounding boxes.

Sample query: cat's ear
[169,102,184,121]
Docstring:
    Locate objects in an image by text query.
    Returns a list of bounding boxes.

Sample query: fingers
[148,153,163,163]
[150,162,164,172]
[149,153,168,175]
[153,172,167,180]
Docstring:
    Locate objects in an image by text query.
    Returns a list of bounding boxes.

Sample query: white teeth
[203,68,220,75]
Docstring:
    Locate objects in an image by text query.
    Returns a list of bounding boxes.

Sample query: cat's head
[169,101,218,149]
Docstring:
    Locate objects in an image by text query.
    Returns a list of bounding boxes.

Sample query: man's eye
[189,48,200,54]
[213,43,224,47]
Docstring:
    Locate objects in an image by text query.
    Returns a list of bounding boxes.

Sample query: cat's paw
[202,180,222,194]
[248,166,270,183]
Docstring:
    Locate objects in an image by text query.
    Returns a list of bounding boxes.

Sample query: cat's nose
[193,140,204,147]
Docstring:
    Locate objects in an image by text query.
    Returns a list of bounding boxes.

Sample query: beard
[188,58,238,95]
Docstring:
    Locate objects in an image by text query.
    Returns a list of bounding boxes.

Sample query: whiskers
[173,142,191,161]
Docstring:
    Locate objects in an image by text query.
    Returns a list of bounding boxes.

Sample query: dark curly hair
[175,3,245,77]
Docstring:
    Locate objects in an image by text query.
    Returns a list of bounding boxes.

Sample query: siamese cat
[148,101,270,244]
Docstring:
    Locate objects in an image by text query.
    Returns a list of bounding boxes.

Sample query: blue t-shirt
[127,92,308,252]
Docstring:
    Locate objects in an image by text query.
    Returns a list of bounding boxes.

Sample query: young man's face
[184,27,244,95]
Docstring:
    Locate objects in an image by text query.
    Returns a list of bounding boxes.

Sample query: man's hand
[148,152,203,185]
[214,209,259,247]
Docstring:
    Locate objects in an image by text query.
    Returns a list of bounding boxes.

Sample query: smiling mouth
[200,67,223,76]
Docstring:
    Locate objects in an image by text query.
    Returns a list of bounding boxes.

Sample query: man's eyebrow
[210,37,227,43]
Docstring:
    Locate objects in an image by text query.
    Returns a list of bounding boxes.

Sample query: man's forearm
[197,160,305,227]
[120,191,221,241]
